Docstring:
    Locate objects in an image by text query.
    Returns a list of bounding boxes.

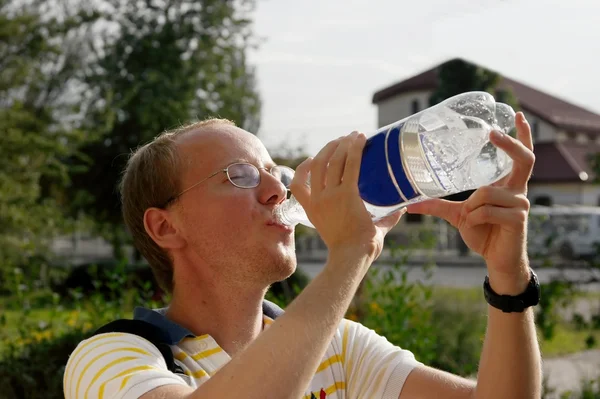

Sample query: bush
[0,328,90,399]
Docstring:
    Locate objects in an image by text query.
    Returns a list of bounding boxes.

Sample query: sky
[247,0,600,156]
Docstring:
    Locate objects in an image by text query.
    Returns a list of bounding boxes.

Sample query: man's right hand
[290,132,404,263]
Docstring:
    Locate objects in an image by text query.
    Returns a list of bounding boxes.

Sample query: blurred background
[1,0,599,398]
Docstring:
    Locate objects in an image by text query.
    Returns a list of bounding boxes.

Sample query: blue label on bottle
[387,126,419,200]
[358,124,419,206]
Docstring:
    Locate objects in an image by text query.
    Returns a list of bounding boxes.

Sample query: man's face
[170,125,297,288]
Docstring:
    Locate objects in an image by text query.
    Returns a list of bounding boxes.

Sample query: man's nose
[259,170,288,205]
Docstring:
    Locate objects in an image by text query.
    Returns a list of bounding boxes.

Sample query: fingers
[310,138,342,197]
[465,205,528,230]
[464,186,530,214]
[374,208,406,234]
[489,125,535,192]
[406,198,462,227]
[326,132,358,187]
[289,157,313,206]
[515,112,533,151]
[342,132,367,188]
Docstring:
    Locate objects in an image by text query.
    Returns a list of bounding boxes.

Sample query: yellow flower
[369,302,384,315]
[83,322,93,331]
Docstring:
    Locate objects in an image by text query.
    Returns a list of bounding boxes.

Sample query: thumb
[289,157,313,206]
[374,208,406,234]
[406,198,462,227]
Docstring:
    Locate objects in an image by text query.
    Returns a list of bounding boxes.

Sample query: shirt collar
[133,300,284,345]
[133,306,194,345]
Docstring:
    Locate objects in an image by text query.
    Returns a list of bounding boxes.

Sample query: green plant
[0,258,168,399]
[536,278,577,340]
[346,223,487,376]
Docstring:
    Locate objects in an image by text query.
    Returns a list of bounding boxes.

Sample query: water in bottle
[275,91,516,228]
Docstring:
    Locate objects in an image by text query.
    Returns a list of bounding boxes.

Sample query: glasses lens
[227,163,260,188]
[272,166,294,188]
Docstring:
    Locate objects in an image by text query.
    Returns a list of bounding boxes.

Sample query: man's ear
[143,207,186,250]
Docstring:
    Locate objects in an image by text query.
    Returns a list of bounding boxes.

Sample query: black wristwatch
[483,268,540,313]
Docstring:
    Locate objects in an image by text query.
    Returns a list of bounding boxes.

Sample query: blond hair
[119,118,235,293]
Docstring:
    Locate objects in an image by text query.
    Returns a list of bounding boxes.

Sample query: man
[64,113,541,398]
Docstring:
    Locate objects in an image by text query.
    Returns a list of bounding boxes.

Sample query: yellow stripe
[352,352,380,397]
[326,381,346,395]
[369,358,392,397]
[192,347,222,360]
[341,320,349,362]
[185,334,210,342]
[120,374,133,390]
[75,347,150,398]
[174,351,188,361]
[303,381,346,399]
[185,368,209,379]
[348,336,368,390]
[64,333,126,397]
[264,318,273,325]
[316,354,343,373]
[97,365,155,399]
[84,356,138,399]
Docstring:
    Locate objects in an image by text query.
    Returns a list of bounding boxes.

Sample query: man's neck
[166,277,267,357]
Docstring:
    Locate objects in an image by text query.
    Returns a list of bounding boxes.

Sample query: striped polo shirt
[64,301,421,399]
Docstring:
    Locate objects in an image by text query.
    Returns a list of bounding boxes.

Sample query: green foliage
[429,58,520,115]
[0,0,93,284]
[0,260,166,399]
[70,0,262,233]
[346,225,487,377]
[536,279,577,340]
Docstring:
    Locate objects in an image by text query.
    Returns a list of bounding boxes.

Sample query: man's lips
[266,219,295,232]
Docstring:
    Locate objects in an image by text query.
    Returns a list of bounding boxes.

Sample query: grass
[541,323,600,357]
[429,286,600,358]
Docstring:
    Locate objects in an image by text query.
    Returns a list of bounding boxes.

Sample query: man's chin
[270,252,297,282]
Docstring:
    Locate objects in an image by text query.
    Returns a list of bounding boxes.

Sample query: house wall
[521,111,558,143]
[376,91,433,127]
[529,183,600,206]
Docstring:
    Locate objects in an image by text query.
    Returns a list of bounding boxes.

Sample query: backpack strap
[93,319,184,375]
[262,299,285,319]
[92,300,284,376]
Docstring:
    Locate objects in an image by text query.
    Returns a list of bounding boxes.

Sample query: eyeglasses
[162,162,295,208]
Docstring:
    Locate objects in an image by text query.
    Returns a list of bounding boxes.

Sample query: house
[296,58,600,259]
[371,58,600,207]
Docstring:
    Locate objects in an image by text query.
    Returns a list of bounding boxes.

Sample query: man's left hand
[407,112,535,295]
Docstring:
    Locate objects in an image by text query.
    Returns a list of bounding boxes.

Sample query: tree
[0,0,95,285]
[429,58,499,106]
[70,0,261,254]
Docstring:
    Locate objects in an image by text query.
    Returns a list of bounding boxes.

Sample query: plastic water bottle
[275,91,516,228]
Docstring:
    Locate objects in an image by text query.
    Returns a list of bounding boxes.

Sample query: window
[534,196,552,206]
[405,213,423,223]
[532,120,539,141]
[411,99,420,114]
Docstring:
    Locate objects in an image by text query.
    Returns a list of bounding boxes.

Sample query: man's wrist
[325,246,374,273]
[486,264,531,296]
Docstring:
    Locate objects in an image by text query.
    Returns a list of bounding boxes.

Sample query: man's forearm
[474,269,542,399]
[188,250,372,399]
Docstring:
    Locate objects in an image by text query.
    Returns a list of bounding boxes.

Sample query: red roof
[531,142,600,183]
[372,58,600,135]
